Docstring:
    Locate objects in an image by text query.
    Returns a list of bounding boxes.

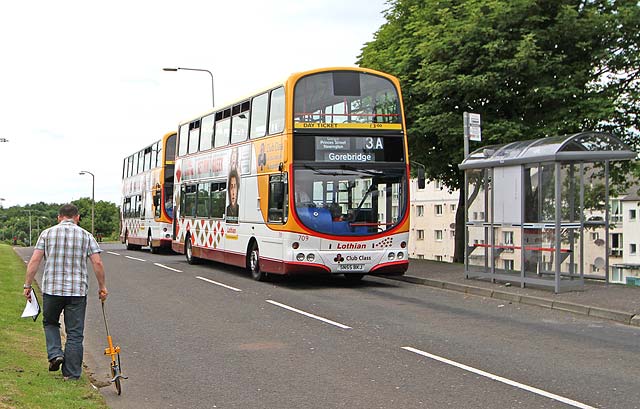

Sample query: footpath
[380,259,640,327]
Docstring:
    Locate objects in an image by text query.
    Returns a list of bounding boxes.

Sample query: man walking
[23,204,108,380]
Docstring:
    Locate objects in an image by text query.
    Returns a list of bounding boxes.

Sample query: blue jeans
[42,294,87,379]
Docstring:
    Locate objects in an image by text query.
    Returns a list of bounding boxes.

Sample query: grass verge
[0,244,106,409]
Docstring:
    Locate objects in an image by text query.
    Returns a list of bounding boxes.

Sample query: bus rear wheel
[148,235,158,254]
[125,235,135,251]
[185,238,199,265]
[248,243,266,281]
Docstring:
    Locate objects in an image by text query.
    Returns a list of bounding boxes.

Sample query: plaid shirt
[35,219,102,296]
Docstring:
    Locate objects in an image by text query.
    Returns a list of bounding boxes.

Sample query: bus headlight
[306,253,315,262]
[388,252,396,260]
[397,252,404,259]
[296,253,305,262]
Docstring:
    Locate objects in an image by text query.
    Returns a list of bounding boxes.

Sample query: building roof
[459,132,636,170]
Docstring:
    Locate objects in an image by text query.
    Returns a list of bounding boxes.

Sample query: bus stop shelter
[458,132,636,293]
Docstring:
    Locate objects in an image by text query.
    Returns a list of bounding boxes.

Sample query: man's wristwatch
[23,284,32,289]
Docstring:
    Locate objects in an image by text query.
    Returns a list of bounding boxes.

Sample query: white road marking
[196,276,242,292]
[107,251,121,256]
[266,300,351,329]
[402,346,596,409]
[125,256,146,262]
[154,263,182,273]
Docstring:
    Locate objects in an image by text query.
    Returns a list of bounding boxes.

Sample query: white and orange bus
[172,67,412,281]
[120,131,177,253]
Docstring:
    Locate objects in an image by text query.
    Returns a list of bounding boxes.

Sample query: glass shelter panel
[466,169,490,274]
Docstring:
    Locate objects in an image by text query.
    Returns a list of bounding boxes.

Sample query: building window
[611,199,622,223]
[417,254,425,260]
[630,209,637,221]
[450,204,456,212]
[590,232,599,241]
[504,260,514,271]
[611,233,623,256]
[416,205,424,217]
[631,243,637,255]
[435,255,443,262]
[417,230,425,240]
[502,231,514,245]
[611,267,623,282]
[435,204,443,216]
[591,264,600,273]
[435,230,443,241]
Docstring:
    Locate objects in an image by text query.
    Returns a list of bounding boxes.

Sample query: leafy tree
[0,200,120,246]
[358,0,640,262]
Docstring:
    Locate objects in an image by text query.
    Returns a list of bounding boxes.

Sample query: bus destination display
[315,136,384,163]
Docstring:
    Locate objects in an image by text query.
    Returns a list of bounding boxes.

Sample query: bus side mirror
[417,167,426,189]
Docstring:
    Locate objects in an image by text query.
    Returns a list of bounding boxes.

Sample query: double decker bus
[172,67,410,281]
[121,131,177,253]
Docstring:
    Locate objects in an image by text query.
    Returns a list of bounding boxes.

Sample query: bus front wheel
[248,243,266,281]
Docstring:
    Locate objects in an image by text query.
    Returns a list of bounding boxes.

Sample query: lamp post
[163,67,215,107]
[79,170,95,236]
[22,210,32,247]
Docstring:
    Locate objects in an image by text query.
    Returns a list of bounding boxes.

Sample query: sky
[0,0,389,208]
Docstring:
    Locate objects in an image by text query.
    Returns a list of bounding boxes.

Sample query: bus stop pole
[463,112,470,277]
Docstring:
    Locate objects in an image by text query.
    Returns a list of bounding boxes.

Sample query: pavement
[381,259,640,327]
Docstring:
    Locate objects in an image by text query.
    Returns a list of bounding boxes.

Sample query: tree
[358,0,640,262]
[72,198,120,239]
[0,201,120,246]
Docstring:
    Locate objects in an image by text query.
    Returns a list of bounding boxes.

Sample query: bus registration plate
[339,264,364,271]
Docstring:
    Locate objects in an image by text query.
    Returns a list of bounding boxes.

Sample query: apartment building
[409,178,637,284]
[408,178,458,262]
[612,192,640,283]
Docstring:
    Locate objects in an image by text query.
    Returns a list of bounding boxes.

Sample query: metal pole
[163,67,215,108]
[463,112,470,158]
[79,171,95,236]
[91,174,95,236]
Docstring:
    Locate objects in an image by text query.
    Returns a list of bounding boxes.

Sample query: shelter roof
[459,132,636,170]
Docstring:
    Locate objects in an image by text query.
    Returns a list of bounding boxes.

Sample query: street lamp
[163,67,215,107]
[79,170,95,236]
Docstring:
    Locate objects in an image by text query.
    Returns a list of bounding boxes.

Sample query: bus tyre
[248,243,266,281]
[185,238,199,265]
[125,235,135,251]
[148,236,158,254]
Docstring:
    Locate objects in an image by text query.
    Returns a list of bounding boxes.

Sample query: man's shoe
[48,356,64,372]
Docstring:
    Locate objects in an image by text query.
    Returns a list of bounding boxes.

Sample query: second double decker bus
[172,67,410,280]
[121,131,177,253]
